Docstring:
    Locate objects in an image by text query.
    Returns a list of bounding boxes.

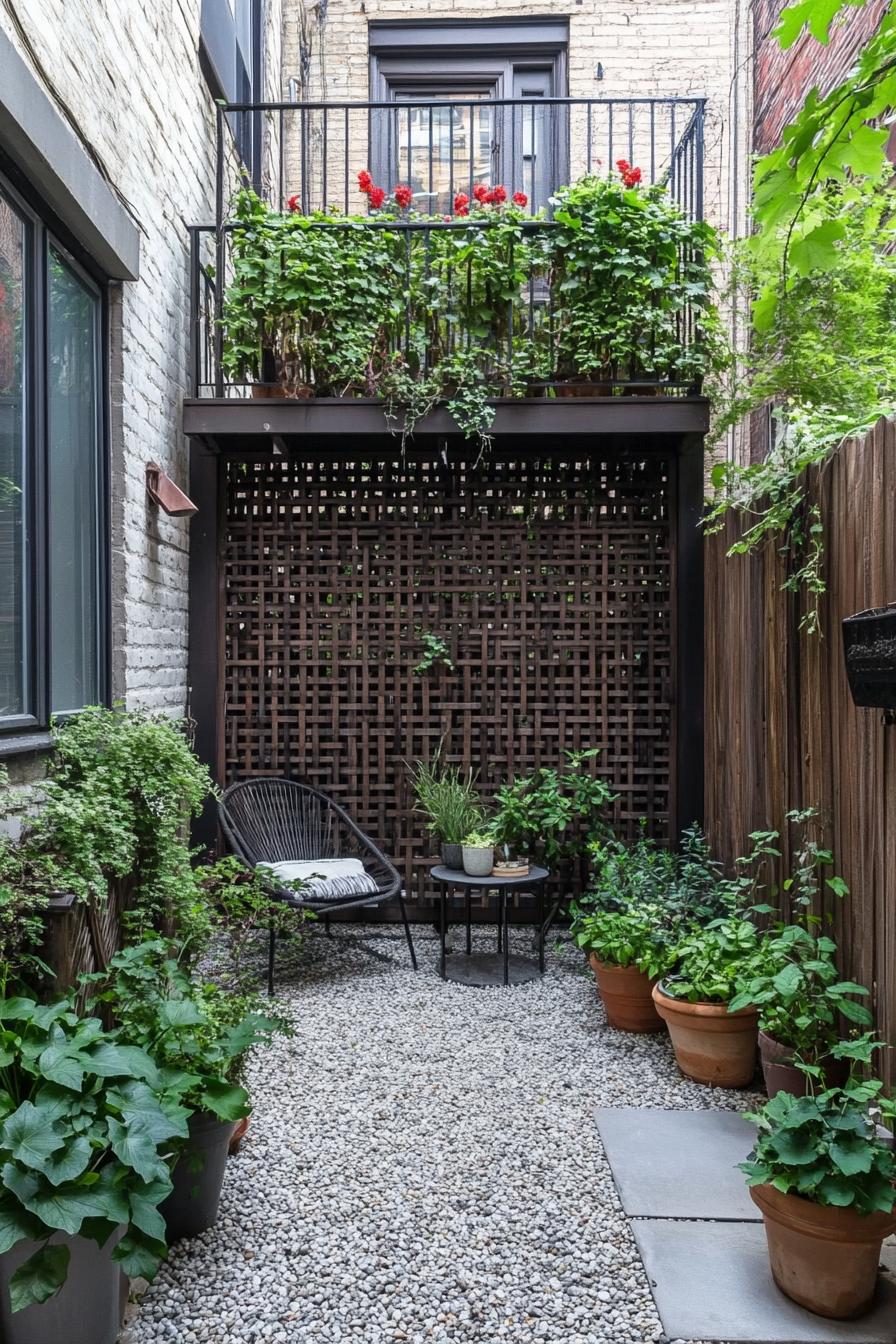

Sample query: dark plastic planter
[0,1231,124,1344]
[441,843,463,870]
[161,1110,234,1240]
[842,604,896,709]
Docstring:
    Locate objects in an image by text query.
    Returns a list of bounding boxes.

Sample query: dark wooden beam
[187,441,222,852]
[673,431,705,839]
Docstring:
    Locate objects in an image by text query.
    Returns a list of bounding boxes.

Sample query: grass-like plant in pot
[461,829,496,878]
[85,940,286,1242]
[729,814,873,1098]
[741,1049,896,1319]
[407,754,484,870]
[0,994,189,1344]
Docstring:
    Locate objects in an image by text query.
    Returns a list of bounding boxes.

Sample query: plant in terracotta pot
[461,829,496,878]
[406,752,484,871]
[85,940,286,1241]
[571,902,671,1033]
[741,1056,896,1319]
[0,993,188,1344]
[730,814,873,1097]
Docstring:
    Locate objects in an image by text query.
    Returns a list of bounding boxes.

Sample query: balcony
[184,97,711,445]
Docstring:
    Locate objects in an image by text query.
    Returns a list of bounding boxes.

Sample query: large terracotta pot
[750,1182,896,1319]
[759,1030,847,1099]
[589,954,664,1033]
[651,981,758,1087]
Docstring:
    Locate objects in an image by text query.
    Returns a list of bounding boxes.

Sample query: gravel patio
[127,925,762,1344]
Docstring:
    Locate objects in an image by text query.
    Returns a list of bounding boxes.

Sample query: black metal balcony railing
[188,97,706,401]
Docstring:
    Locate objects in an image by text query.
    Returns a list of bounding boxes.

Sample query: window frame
[0,162,110,741]
[200,0,264,185]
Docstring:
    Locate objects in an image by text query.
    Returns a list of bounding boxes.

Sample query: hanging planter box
[842,603,896,709]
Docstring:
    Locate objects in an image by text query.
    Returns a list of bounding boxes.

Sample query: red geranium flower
[454,192,470,214]
[512,191,528,208]
[625,166,642,186]
[486,185,507,204]
[357,169,373,194]
[394,184,414,209]
[616,158,631,174]
[286,194,300,212]
[368,186,386,209]
[472,183,489,202]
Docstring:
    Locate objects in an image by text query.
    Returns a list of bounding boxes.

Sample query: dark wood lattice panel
[222,446,673,907]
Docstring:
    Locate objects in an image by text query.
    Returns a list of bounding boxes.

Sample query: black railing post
[188,226,200,397]
[214,104,225,399]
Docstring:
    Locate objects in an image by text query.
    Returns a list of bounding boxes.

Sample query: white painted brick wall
[0,0,282,715]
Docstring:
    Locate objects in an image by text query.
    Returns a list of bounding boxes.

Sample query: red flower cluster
[616,159,643,188]
[286,194,300,212]
[358,168,386,210]
[393,184,414,209]
[358,170,373,193]
[454,192,470,216]
[512,191,528,208]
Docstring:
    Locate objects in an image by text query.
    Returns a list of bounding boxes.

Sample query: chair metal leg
[440,890,447,980]
[538,882,546,974]
[324,913,332,938]
[397,891,418,970]
[267,919,276,997]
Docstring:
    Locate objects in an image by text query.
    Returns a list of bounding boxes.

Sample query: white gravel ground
[126,923,762,1344]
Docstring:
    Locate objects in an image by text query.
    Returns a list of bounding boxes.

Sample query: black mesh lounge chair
[219,778,417,993]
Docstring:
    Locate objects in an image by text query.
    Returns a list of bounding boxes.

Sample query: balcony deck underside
[183,396,710,450]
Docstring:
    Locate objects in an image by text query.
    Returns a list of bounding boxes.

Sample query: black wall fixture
[842,603,896,720]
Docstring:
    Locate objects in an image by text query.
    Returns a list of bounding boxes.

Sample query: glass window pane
[0,191,29,719]
[48,248,102,714]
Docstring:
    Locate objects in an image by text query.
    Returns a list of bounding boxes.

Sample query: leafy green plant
[571,903,676,980]
[407,753,483,846]
[551,169,723,386]
[663,916,763,1004]
[0,994,189,1310]
[462,829,495,849]
[491,750,616,867]
[194,857,312,994]
[85,940,286,1117]
[413,632,455,675]
[741,1064,896,1215]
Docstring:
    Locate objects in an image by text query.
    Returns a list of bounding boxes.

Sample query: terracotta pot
[759,1030,848,1099]
[250,383,287,399]
[554,379,613,398]
[652,981,758,1087]
[589,955,664,1033]
[228,1114,251,1155]
[750,1182,896,1319]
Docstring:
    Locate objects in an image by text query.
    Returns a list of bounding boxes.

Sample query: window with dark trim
[368,19,568,210]
[200,0,263,182]
[0,169,108,734]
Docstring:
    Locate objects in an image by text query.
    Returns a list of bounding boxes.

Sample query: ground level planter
[0,1231,124,1344]
[589,955,664,1033]
[161,1110,235,1240]
[652,982,758,1087]
[750,1182,896,1319]
[758,1031,847,1099]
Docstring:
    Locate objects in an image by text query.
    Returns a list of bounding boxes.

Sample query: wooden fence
[705,415,896,1084]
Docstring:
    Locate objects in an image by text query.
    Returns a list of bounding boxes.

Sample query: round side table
[430,864,550,987]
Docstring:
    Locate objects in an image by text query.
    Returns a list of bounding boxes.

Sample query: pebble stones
[124,925,758,1344]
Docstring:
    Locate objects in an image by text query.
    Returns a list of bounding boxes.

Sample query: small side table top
[430,864,550,887]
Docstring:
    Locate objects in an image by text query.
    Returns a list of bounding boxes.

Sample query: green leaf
[41,1136,92,1187]
[113,1228,167,1281]
[769,1131,819,1165]
[817,1174,856,1207]
[838,998,874,1025]
[2,1165,107,1236]
[87,1043,159,1085]
[0,1200,44,1255]
[771,963,803,998]
[1,1102,66,1170]
[128,1177,172,1243]
[200,1080,250,1122]
[830,1138,874,1177]
[789,220,845,276]
[106,1116,168,1184]
[158,1001,205,1030]
[107,1080,190,1143]
[9,1244,70,1313]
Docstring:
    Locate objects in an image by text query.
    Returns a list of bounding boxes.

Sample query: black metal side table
[430,864,550,987]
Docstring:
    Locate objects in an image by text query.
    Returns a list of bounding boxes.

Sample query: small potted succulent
[461,829,496,877]
[407,754,483,870]
[86,940,285,1241]
[741,1057,896,1319]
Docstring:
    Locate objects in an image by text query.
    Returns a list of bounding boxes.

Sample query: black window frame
[200,0,264,187]
[0,161,110,743]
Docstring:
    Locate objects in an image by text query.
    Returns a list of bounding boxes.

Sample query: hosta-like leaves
[9,1244,70,1313]
[106,1116,168,1184]
[41,1136,92,1187]
[1,1102,66,1169]
[106,1080,190,1143]
[87,1042,159,1084]
[3,1164,107,1236]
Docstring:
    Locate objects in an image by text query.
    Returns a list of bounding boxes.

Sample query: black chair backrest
[220,778,340,866]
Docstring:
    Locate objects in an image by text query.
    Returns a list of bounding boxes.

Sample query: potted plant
[407,753,484,870]
[571,903,669,1032]
[730,814,873,1096]
[741,1060,896,1319]
[491,749,616,875]
[0,993,188,1344]
[86,940,285,1241]
[461,829,496,877]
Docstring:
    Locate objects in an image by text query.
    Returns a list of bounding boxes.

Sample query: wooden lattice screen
[222,446,674,907]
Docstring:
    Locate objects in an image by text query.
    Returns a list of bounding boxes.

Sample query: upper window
[0,173,106,733]
[368,19,568,211]
[200,0,263,182]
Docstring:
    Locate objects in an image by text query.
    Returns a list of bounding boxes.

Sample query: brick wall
[0,0,281,715]
[753,0,887,152]
[281,0,747,236]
